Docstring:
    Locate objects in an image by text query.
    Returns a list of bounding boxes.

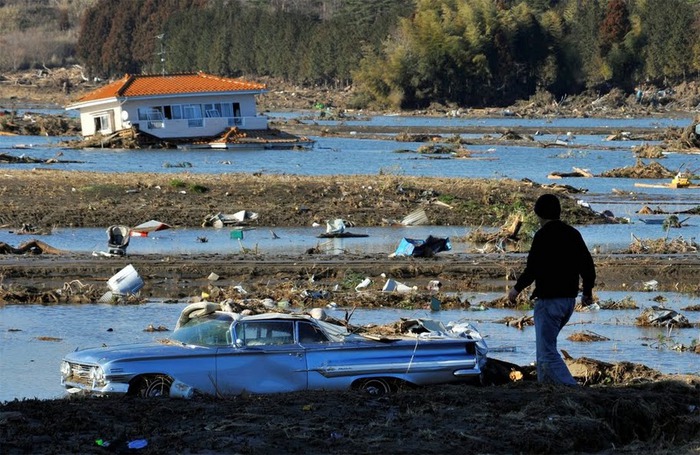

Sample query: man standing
[507,194,596,385]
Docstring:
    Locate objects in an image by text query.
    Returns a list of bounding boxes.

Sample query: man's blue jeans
[534,297,577,385]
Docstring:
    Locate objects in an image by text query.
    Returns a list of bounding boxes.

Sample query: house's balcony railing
[136,115,269,138]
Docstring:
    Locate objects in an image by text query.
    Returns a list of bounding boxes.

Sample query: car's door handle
[289,352,303,358]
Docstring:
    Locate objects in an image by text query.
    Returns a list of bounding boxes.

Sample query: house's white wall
[117,93,267,139]
[77,100,124,136]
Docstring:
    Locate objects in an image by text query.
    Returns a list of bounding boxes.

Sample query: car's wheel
[356,378,393,396]
[134,375,173,398]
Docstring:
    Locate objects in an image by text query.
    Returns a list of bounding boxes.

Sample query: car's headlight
[60,361,71,379]
[89,366,105,386]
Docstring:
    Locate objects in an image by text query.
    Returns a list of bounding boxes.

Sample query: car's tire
[133,375,173,398]
[356,378,393,396]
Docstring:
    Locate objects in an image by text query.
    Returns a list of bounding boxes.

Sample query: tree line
[72,0,700,109]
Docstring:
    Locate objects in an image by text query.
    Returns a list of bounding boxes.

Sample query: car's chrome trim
[316,359,478,377]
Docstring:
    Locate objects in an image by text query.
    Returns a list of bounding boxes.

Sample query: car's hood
[63,341,211,365]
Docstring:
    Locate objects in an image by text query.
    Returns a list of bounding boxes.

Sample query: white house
[66,72,269,139]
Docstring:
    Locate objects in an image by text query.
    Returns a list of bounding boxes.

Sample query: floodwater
[1,292,698,402]
[1,112,699,402]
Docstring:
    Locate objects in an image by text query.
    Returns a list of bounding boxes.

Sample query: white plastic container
[107,264,145,295]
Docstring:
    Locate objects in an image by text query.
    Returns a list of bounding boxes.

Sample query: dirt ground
[1,375,699,455]
[1,69,699,454]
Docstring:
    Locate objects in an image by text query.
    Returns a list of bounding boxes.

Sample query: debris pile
[600,159,675,178]
[567,331,610,342]
[627,235,698,254]
[597,296,638,310]
[468,213,526,253]
[635,306,691,328]
[0,240,65,255]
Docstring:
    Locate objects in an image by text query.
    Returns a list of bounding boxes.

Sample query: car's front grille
[66,363,93,385]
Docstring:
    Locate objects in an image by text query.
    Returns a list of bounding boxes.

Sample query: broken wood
[0,239,66,255]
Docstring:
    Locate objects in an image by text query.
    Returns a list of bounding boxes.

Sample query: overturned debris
[636,306,691,328]
[548,167,593,179]
[317,218,368,238]
[0,239,65,255]
[390,235,451,257]
[203,211,259,228]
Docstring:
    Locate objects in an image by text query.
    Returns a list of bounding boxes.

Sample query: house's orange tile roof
[75,72,267,103]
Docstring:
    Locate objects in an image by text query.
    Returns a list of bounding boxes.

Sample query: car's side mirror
[235,339,244,348]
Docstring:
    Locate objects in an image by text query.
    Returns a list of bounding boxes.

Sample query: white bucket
[107,264,145,295]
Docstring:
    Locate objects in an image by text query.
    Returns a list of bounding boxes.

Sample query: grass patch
[188,184,209,193]
[169,179,186,188]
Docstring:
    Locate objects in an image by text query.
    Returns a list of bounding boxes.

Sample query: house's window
[171,105,182,119]
[183,104,202,118]
[163,105,172,120]
[220,103,233,117]
[138,107,164,120]
[93,113,110,133]
[183,104,203,127]
[140,108,164,129]
[204,103,221,117]
[226,103,242,126]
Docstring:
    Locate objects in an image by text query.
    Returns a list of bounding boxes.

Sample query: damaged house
[65,72,269,140]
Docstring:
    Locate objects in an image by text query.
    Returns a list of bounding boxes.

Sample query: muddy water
[0,221,691,256]
[1,292,698,402]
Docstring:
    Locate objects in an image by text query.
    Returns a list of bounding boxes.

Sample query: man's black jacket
[514,219,596,299]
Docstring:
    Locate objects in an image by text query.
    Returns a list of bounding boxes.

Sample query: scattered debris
[400,208,430,226]
[602,159,676,179]
[354,277,371,292]
[131,219,171,237]
[643,280,659,292]
[497,315,534,329]
[202,211,259,228]
[106,225,130,256]
[106,264,144,295]
[390,235,451,257]
[548,167,593,179]
[0,152,82,164]
[0,239,65,255]
[597,296,638,310]
[627,235,698,254]
[636,306,691,328]
[144,324,169,332]
[567,330,610,342]
[382,278,417,294]
[317,218,368,238]
[468,213,524,253]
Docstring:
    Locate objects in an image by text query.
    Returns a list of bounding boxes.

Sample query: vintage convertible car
[61,302,488,397]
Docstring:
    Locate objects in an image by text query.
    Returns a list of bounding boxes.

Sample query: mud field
[1,170,699,302]
[1,71,699,454]
[1,173,699,455]
[1,376,699,455]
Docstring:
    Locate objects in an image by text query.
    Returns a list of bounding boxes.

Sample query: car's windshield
[170,314,233,346]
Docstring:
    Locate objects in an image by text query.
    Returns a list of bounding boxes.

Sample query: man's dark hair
[534,194,561,220]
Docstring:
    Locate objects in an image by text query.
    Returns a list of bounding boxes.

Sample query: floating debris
[567,330,610,342]
[598,296,638,310]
